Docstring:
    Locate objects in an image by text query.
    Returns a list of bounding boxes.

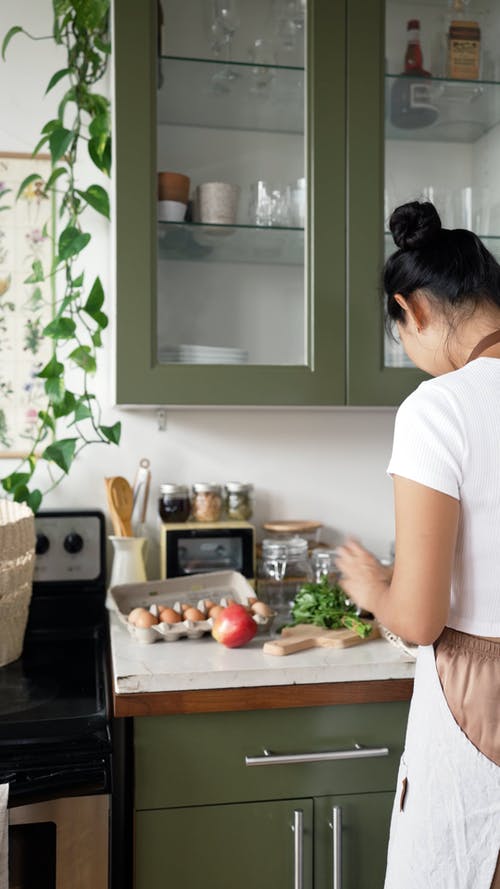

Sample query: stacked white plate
[159,344,248,364]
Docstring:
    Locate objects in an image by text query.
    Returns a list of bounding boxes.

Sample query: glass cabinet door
[114,0,347,406]
[349,0,500,405]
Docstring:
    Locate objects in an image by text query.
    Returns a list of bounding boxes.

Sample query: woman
[336,201,500,889]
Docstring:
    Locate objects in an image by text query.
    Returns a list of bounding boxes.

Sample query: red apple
[212,603,257,648]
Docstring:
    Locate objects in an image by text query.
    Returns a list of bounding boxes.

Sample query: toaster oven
[159,521,256,585]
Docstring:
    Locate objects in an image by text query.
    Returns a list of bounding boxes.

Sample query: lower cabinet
[133,701,409,889]
[135,791,394,889]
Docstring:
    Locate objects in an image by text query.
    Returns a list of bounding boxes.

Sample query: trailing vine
[1,0,120,513]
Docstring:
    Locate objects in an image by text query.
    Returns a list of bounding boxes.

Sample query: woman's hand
[335,539,391,615]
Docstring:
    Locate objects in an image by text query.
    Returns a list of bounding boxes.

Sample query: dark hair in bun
[390,201,441,250]
[384,200,500,327]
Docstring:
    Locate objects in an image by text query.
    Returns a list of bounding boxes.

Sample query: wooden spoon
[104,478,123,536]
[106,476,134,537]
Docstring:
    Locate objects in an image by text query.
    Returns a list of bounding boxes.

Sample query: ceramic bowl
[158,200,187,222]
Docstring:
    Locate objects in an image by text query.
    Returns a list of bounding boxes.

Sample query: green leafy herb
[290,576,373,638]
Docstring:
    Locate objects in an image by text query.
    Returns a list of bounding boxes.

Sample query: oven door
[8,795,109,889]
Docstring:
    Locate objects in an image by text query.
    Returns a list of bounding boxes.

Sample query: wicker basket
[0,500,35,667]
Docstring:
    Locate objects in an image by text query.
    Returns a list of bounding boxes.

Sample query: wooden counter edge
[113,677,414,717]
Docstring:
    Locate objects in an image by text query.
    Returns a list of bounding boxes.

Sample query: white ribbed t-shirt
[387,358,500,636]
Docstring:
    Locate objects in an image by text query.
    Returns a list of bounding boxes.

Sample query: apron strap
[466,329,500,364]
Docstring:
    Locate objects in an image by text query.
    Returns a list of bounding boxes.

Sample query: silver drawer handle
[292,809,303,889]
[245,743,389,767]
[330,806,342,889]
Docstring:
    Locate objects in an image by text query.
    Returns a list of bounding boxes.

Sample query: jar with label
[224,482,254,521]
[258,536,313,621]
[158,483,191,523]
[191,482,223,522]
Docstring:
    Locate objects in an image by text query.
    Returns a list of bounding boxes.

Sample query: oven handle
[1,763,109,807]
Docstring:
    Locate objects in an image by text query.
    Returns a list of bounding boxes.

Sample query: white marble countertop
[109,608,416,695]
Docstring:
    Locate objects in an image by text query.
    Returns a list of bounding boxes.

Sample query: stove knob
[63,532,84,554]
[35,532,50,555]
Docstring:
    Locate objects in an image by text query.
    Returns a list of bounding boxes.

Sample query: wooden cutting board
[263,621,379,656]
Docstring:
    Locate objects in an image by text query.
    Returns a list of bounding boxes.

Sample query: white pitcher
[109,536,147,587]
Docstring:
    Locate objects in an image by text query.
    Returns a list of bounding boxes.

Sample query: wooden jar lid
[262,520,323,534]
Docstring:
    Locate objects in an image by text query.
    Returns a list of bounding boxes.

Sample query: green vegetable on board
[290,576,373,638]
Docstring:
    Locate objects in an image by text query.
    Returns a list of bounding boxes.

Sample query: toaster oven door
[164,526,255,580]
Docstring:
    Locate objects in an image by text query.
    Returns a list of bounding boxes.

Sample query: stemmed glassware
[208,0,241,92]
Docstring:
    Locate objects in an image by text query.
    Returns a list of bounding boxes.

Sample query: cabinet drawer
[134,701,409,810]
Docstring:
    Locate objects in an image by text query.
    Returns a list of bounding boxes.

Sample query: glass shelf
[158,55,305,134]
[158,221,305,265]
[385,74,500,143]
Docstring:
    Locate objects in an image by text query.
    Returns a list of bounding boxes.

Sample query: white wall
[0,0,399,576]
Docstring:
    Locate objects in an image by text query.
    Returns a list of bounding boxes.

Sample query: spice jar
[191,482,223,523]
[224,482,254,521]
[158,484,191,523]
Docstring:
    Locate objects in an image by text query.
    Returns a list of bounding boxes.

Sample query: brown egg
[208,604,225,620]
[204,598,215,611]
[181,602,191,613]
[128,607,149,625]
[183,607,206,622]
[251,601,274,617]
[247,597,258,605]
[134,610,159,628]
[160,607,182,624]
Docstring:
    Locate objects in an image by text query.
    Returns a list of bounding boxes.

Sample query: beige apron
[384,644,500,888]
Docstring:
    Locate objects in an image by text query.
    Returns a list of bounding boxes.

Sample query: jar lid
[262,539,288,556]
[262,520,322,534]
[160,483,189,495]
[225,481,253,493]
[192,482,222,493]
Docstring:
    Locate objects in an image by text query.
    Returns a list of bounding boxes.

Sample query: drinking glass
[248,37,275,96]
[210,0,240,88]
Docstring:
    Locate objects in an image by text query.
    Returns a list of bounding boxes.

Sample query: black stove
[0,509,111,806]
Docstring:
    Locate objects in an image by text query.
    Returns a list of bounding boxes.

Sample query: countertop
[109,609,416,717]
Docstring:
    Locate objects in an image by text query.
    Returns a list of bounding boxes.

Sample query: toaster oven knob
[35,532,50,555]
[64,532,84,554]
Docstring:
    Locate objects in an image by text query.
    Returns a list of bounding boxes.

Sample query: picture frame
[0,151,54,458]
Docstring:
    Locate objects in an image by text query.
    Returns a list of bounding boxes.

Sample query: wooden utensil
[263,621,379,656]
[105,476,134,537]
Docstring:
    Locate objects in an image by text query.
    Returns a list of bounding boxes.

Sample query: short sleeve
[387,382,463,500]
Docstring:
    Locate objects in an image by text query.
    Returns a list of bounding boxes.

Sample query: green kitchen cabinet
[132,700,409,889]
[115,0,500,406]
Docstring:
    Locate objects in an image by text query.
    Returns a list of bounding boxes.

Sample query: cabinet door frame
[113,0,347,406]
[346,0,427,406]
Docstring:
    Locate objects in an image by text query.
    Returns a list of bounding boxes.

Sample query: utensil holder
[109,536,147,587]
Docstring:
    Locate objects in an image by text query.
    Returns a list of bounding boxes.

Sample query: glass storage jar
[224,482,254,521]
[261,521,323,555]
[191,482,223,523]
[311,549,339,584]
[158,483,191,523]
[257,536,313,621]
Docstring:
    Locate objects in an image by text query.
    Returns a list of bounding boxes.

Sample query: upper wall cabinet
[114,0,500,407]
[114,0,347,406]
[348,0,500,405]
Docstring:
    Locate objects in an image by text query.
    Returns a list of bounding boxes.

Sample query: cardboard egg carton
[108,570,276,644]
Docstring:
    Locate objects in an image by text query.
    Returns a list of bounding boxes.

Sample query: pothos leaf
[42,438,77,474]
[58,226,91,260]
[1,25,23,61]
[52,390,76,419]
[43,316,76,339]
[76,184,109,219]
[45,67,70,95]
[1,471,32,493]
[38,354,64,379]
[99,422,121,445]
[69,345,97,373]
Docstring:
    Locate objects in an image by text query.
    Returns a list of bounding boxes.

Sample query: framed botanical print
[0,152,54,456]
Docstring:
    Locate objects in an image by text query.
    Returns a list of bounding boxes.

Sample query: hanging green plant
[1,0,120,513]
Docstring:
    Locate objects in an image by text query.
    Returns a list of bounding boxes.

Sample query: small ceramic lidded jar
[191,482,223,523]
[224,482,254,521]
[158,483,191,523]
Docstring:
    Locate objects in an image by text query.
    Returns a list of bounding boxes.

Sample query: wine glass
[210,0,240,88]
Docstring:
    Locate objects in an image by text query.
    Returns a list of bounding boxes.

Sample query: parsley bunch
[290,576,373,638]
